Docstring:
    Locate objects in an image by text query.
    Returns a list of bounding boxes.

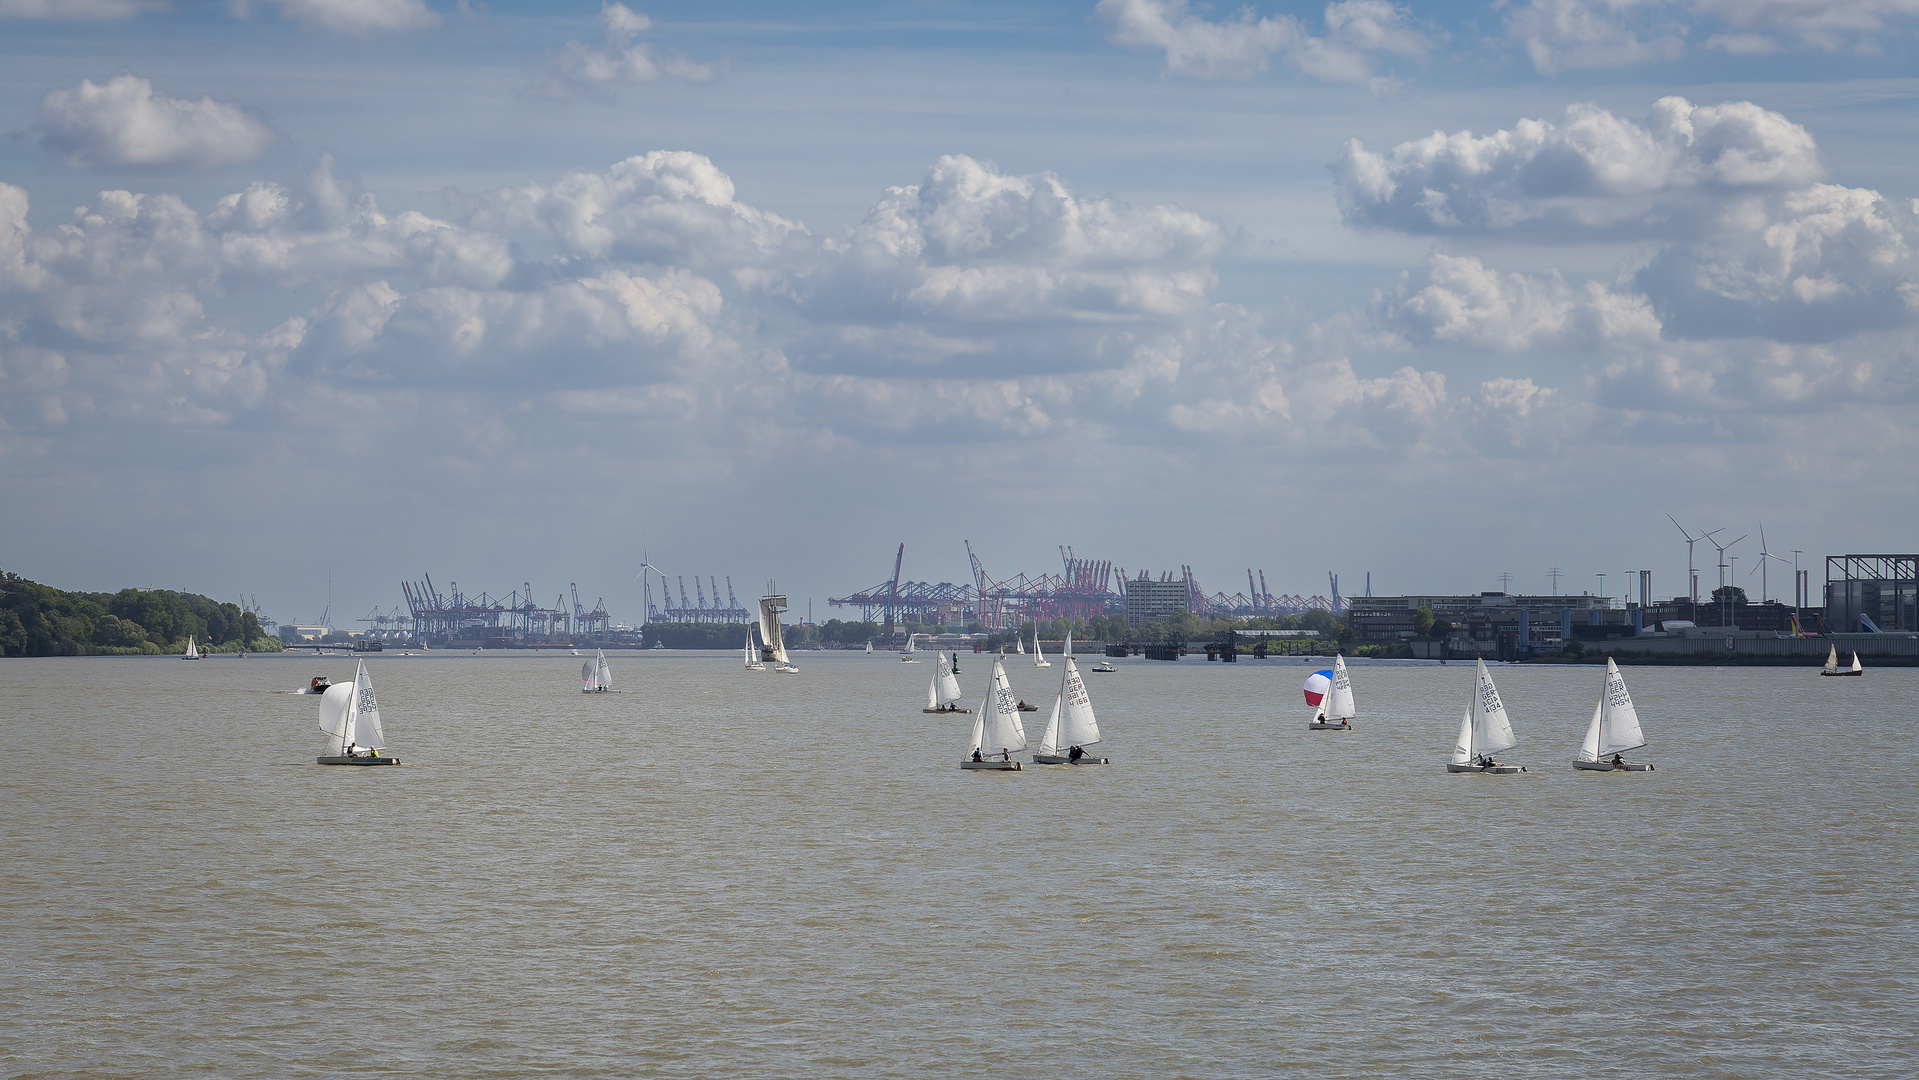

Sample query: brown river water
[2,651,1913,1078]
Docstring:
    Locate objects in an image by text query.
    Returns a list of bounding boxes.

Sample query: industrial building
[1122,574,1191,626]
[1824,555,1918,633]
[1349,593,1624,651]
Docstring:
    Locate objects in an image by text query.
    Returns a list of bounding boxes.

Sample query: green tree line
[0,571,282,657]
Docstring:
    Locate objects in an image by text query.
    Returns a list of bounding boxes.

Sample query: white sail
[926,658,941,710]
[865,641,873,654]
[1033,628,1051,666]
[1039,697,1066,755]
[319,682,354,754]
[1851,651,1863,673]
[936,651,964,707]
[1015,634,1025,654]
[1596,658,1645,757]
[1575,699,1603,762]
[348,660,386,750]
[183,635,197,659]
[758,594,787,664]
[581,658,597,687]
[1056,656,1101,748]
[595,650,612,691]
[974,658,1029,756]
[1823,645,1839,672]
[1471,658,1517,757]
[1325,654,1356,720]
[1450,710,1473,765]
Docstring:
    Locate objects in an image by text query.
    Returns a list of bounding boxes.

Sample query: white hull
[775,665,799,674]
[961,759,1021,770]
[1032,753,1110,765]
[1446,762,1524,774]
[745,663,765,671]
[1574,759,1654,771]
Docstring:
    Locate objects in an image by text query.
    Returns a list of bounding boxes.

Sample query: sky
[3,0,1917,628]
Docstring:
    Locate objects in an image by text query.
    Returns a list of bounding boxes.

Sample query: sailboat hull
[1573,759,1654,771]
[923,707,973,714]
[1308,721,1352,730]
[1032,753,1110,765]
[961,760,1021,770]
[317,756,400,766]
[1819,670,1863,677]
[1446,762,1523,774]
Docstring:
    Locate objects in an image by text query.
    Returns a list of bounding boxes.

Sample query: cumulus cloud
[0,0,165,17]
[1334,96,1822,237]
[1500,0,1685,74]
[464,150,799,268]
[1382,253,1661,351]
[1096,0,1431,86]
[37,75,277,169]
[533,3,724,99]
[230,0,440,33]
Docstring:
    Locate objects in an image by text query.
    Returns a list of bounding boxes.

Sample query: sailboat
[865,641,873,655]
[900,632,918,662]
[581,648,614,692]
[744,626,766,671]
[181,635,202,661]
[1034,641,1108,764]
[1032,628,1051,667]
[1308,654,1356,729]
[317,660,399,765]
[923,651,971,713]
[1574,657,1653,771]
[962,657,1027,769]
[1819,644,1864,676]
[1446,658,1524,773]
[1015,633,1025,655]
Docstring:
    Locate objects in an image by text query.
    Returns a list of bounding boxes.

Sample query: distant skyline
[3,1,1916,628]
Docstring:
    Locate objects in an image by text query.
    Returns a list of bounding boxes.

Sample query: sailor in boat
[1000,747,1012,762]
[972,748,983,762]
[308,676,331,694]
[1067,745,1084,763]
[1609,753,1626,770]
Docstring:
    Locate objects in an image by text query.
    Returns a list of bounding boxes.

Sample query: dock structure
[397,574,614,644]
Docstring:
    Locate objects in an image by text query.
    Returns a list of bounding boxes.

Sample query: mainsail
[1470,658,1517,757]
[973,658,1029,756]
[1325,654,1356,721]
[758,591,789,664]
[1595,658,1645,757]
[1039,656,1100,755]
[936,650,964,707]
[345,660,385,750]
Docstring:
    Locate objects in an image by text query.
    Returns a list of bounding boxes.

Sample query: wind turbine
[1750,523,1790,604]
[631,553,666,623]
[1667,515,1721,605]
[1708,531,1747,595]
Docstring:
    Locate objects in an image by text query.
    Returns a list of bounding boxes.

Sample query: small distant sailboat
[582,648,614,693]
[1574,658,1653,771]
[900,632,919,662]
[1820,645,1864,677]
[1034,642,1107,764]
[865,641,873,655]
[758,589,798,672]
[924,651,971,713]
[962,657,1027,769]
[1015,633,1025,655]
[1307,654,1355,730]
[317,660,398,765]
[181,635,202,661]
[1032,628,1051,668]
[1447,658,1523,773]
[744,626,766,671]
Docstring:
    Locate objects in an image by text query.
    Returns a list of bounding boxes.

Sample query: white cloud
[1637,183,1919,341]
[1096,0,1430,86]
[533,3,724,99]
[0,0,164,17]
[231,0,439,34]
[37,75,277,169]
[1334,96,1822,237]
[1693,0,1919,51]
[465,150,799,268]
[1383,253,1661,351]
[1500,0,1685,74]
